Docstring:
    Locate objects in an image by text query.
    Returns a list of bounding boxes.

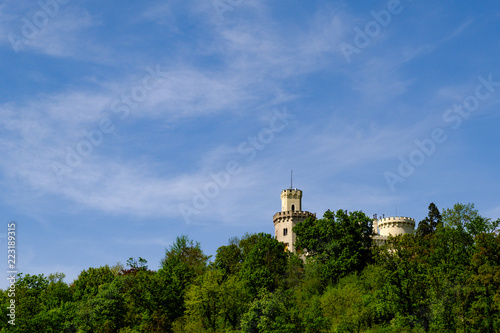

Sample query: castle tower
[377,216,415,236]
[281,188,302,212]
[371,216,416,246]
[273,188,315,252]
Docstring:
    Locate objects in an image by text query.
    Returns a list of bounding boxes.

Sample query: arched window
[291,204,295,212]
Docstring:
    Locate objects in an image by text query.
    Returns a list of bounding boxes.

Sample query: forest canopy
[1,202,499,332]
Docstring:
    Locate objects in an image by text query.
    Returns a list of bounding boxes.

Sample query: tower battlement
[273,186,416,252]
[280,189,302,212]
[281,188,302,195]
[376,216,415,236]
[377,216,415,224]
[273,211,316,224]
[274,188,315,252]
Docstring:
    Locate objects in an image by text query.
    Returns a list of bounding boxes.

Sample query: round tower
[377,216,415,237]
[273,188,315,252]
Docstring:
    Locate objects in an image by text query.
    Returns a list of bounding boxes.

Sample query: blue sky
[1,0,500,286]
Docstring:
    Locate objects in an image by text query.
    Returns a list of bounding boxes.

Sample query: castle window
[291,204,295,212]
[283,228,288,236]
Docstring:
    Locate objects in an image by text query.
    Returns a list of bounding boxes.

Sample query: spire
[290,170,293,189]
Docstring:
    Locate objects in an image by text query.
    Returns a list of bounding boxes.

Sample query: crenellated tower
[371,216,416,245]
[273,188,315,252]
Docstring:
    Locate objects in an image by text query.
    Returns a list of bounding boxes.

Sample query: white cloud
[0,4,104,58]
[444,15,473,42]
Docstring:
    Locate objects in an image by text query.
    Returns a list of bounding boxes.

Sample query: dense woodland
[1,202,499,332]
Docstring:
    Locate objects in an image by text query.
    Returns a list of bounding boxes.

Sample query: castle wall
[273,211,315,252]
[273,188,416,251]
[281,189,302,212]
[377,216,415,237]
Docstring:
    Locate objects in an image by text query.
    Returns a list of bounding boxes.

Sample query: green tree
[467,232,500,332]
[376,235,429,330]
[294,209,373,285]
[240,289,302,332]
[214,243,242,277]
[126,257,148,273]
[238,233,266,258]
[181,269,250,332]
[239,233,287,294]
[442,202,499,237]
[0,273,77,332]
[13,274,50,331]
[142,235,211,332]
[75,276,129,332]
[161,235,210,279]
[72,266,116,301]
[282,253,305,290]
[416,202,442,237]
[419,203,498,332]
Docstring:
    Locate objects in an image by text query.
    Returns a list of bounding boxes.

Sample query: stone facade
[273,189,315,252]
[371,216,415,245]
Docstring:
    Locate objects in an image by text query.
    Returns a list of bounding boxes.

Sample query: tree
[147,235,210,331]
[6,274,50,332]
[72,266,116,301]
[214,243,242,277]
[239,233,287,294]
[238,233,266,258]
[294,209,373,284]
[467,232,500,332]
[181,269,250,332]
[376,235,429,330]
[161,235,210,278]
[126,257,148,271]
[442,202,499,238]
[321,271,381,332]
[75,276,128,332]
[416,202,442,237]
[240,289,302,332]
[122,257,149,276]
[421,203,498,332]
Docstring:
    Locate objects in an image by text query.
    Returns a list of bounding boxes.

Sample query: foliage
[416,203,442,237]
[72,266,116,301]
[239,233,288,294]
[294,209,373,285]
[240,289,302,332]
[3,203,499,332]
[442,202,499,237]
[214,243,242,277]
[180,269,250,332]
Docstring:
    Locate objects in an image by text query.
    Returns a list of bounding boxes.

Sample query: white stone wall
[273,211,314,253]
[377,216,415,237]
[280,189,302,212]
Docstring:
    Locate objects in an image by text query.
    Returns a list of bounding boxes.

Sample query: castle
[273,187,415,251]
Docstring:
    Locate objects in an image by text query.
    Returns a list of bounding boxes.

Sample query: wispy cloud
[444,15,474,42]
